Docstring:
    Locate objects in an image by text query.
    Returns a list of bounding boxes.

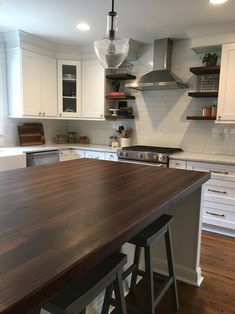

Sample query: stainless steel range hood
[125,38,188,91]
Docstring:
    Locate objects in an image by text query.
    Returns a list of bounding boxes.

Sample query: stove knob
[153,154,158,160]
[158,154,166,162]
[138,153,144,159]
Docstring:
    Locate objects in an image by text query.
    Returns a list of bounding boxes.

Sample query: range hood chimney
[125,38,188,91]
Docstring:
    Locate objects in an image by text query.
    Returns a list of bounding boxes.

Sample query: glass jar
[67,132,77,144]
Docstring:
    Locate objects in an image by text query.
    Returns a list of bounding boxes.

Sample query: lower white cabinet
[84,151,106,160]
[59,149,72,162]
[170,158,235,237]
[0,155,26,172]
[71,149,85,159]
[105,152,118,161]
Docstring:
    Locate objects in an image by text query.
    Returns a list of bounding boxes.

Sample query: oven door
[118,159,167,167]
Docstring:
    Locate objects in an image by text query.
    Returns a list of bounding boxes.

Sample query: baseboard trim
[152,257,204,287]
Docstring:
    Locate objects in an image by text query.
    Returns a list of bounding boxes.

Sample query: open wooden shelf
[106,95,135,100]
[190,66,220,75]
[105,115,135,120]
[106,73,136,80]
[188,91,218,98]
[187,116,216,121]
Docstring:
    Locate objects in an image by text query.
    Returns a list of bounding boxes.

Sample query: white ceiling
[0,0,235,45]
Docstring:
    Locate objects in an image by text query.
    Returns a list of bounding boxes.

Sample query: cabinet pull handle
[206,211,225,218]
[208,189,227,195]
[209,170,229,175]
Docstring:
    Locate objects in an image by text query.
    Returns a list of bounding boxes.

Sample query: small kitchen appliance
[117,145,182,167]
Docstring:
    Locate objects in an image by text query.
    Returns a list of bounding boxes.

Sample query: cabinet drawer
[105,152,118,161]
[169,159,187,169]
[187,161,235,182]
[203,201,235,230]
[85,151,106,160]
[204,183,235,206]
[72,149,85,159]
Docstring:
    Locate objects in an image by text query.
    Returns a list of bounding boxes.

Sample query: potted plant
[202,53,218,66]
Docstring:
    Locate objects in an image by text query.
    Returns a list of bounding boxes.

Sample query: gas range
[117,145,182,166]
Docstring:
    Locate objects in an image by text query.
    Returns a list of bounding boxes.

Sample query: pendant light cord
[109,0,116,40]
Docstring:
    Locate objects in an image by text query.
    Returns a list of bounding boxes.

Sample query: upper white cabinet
[81,60,105,119]
[7,48,57,118]
[217,43,235,122]
[58,60,81,118]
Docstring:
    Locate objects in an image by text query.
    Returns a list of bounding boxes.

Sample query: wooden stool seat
[40,252,127,314]
[124,214,179,314]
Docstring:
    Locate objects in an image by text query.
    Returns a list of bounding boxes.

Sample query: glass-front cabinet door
[58,60,81,117]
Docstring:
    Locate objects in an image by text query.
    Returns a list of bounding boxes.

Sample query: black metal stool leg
[79,310,86,314]
[129,246,141,294]
[165,227,179,311]
[101,283,113,314]
[145,245,155,314]
[114,270,127,314]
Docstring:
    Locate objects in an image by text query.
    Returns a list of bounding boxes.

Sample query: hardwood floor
[124,231,235,314]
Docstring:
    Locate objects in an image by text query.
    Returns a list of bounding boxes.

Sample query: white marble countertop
[170,151,235,165]
[0,144,118,157]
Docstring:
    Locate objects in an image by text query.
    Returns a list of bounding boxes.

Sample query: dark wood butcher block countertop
[0,159,210,313]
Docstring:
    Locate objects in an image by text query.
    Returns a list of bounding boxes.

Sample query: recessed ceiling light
[77,23,90,31]
[209,0,228,5]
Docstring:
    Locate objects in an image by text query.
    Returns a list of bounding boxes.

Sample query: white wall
[68,39,235,155]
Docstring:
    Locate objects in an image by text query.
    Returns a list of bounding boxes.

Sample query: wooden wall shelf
[105,115,135,120]
[106,73,136,80]
[187,116,216,121]
[190,66,220,75]
[106,95,136,100]
[188,92,218,98]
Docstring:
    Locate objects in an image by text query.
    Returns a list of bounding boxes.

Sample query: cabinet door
[58,60,81,117]
[217,43,235,122]
[84,150,106,160]
[169,159,186,169]
[71,149,85,159]
[82,60,105,119]
[41,56,57,117]
[22,50,41,116]
[59,150,72,162]
[105,152,118,161]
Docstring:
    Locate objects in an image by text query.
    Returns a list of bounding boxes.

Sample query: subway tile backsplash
[69,39,235,156]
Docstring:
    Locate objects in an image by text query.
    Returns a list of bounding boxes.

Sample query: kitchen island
[0,159,210,313]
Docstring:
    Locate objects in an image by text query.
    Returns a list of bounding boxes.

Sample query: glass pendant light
[94,0,129,69]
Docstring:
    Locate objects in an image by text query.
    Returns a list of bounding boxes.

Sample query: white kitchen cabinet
[7,48,57,118]
[71,149,85,159]
[58,60,81,118]
[84,150,106,160]
[168,159,186,169]
[0,155,26,172]
[59,149,72,162]
[186,160,235,237]
[217,43,235,122]
[81,60,105,119]
[105,152,118,161]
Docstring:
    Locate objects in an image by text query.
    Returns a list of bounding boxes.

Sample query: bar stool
[36,252,127,314]
[124,214,179,314]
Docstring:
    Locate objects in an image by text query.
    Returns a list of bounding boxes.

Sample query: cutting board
[18,123,45,146]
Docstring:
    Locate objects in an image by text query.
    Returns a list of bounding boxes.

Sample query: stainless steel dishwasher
[26,150,59,167]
